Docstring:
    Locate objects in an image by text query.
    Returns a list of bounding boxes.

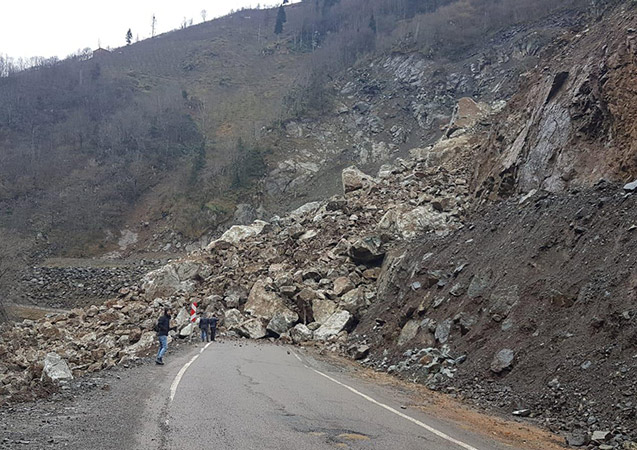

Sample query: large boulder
[266,310,299,336]
[312,298,337,324]
[224,309,245,330]
[378,205,448,240]
[333,277,355,296]
[41,353,73,383]
[237,319,267,339]
[244,279,288,321]
[179,323,195,337]
[289,202,322,219]
[339,287,366,316]
[122,331,156,356]
[141,261,210,298]
[313,311,353,341]
[290,324,313,343]
[349,236,385,264]
[342,166,377,193]
[207,220,269,249]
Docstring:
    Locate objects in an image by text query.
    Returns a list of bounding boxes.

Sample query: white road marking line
[294,353,479,450]
[292,352,303,362]
[169,343,212,402]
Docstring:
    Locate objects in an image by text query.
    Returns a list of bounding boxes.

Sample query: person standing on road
[199,313,210,342]
[156,308,175,365]
[209,313,218,342]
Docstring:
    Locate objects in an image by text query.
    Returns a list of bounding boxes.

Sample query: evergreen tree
[126,28,133,45]
[274,5,287,35]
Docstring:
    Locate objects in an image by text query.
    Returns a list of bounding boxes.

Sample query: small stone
[347,344,370,360]
[512,409,531,417]
[565,432,590,447]
[592,431,610,442]
[581,360,592,370]
[623,180,637,191]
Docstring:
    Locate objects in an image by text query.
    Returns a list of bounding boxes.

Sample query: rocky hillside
[1,1,637,449]
[474,2,637,199]
[0,0,593,309]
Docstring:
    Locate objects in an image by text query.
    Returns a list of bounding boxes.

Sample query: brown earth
[357,181,637,443]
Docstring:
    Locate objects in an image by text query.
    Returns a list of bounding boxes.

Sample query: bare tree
[151,14,157,37]
[201,9,207,22]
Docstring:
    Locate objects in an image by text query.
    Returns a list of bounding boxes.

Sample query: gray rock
[208,220,269,248]
[349,236,385,264]
[312,298,337,325]
[266,310,299,336]
[623,180,637,191]
[449,283,465,297]
[490,349,515,373]
[237,319,267,340]
[566,432,590,447]
[244,279,287,321]
[434,319,452,344]
[592,431,610,442]
[398,320,420,346]
[339,287,366,316]
[342,166,376,193]
[467,270,492,298]
[313,311,352,341]
[179,323,194,337]
[223,309,245,330]
[377,205,448,240]
[290,324,313,343]
[41,353,73,383]
[488,286,519,322]
[348,344,370,360]
[233,203,258,225]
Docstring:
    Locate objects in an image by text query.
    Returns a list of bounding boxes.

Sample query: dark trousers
[210,327,216,341]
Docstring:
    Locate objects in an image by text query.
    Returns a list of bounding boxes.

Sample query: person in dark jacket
[156,308,174,365]
[209,314,218,342]
[199,314,210,342]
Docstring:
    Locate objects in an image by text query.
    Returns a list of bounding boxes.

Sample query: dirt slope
[358,181,637,444]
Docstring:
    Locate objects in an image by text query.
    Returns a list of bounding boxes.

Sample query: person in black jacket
[199,314,210,342]
[156,308,174,365]
[209,314,218,342]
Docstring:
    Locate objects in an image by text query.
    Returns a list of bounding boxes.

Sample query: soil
[356,181,637,442]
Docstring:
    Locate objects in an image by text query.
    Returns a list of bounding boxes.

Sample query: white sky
[0,1,298,59]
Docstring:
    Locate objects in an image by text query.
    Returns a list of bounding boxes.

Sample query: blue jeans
[201,330,208,342]
[157,335,168,360]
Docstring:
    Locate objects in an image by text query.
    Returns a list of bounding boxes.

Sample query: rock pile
[0,156,470,406]
[0,284,195,403]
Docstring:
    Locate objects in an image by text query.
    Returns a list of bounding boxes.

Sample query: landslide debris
[357,182,637,446]
[0,150,471,406]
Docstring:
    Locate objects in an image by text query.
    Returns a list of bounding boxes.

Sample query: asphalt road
[152,341,514,450]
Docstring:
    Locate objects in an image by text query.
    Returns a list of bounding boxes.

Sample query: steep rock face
[475,6,637,198]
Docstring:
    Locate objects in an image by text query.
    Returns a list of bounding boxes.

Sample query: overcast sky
[0,1,298,60]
